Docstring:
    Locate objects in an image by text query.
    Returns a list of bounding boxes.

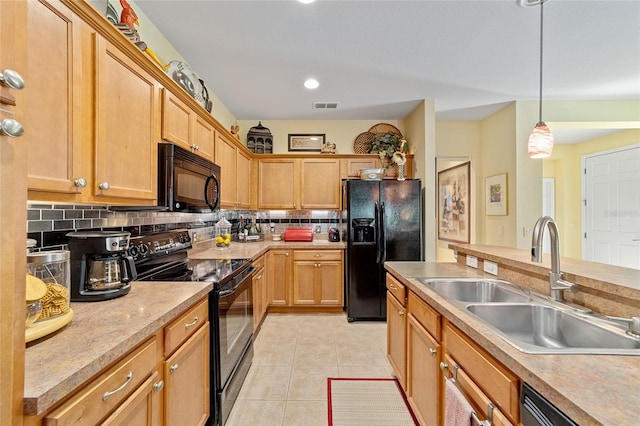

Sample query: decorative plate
[353,132,375,154]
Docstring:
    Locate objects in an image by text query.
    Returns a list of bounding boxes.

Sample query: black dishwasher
[521,383,577,426]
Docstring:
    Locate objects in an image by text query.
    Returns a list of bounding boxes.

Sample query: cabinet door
[164,322,210,426]
[342,158,379,179]
[386,292,406,389]
[236,149,252,209]
[192,114,214,160]
[161,89,191,149]
[215,132,238,208]
[26,0,85,194]
[300,159,340,209]
[94,35,159,201]
[258,159,298,209]
[292,262,316,305]
[101,371,163,426]
[407,313,440,426]
[252,267,265,331]
[318,261,343,306]
[267,250,291,306]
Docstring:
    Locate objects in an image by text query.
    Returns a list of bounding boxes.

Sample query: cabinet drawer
[164,298,208,356]
[252,254,266,271]
[386,274,406,307]
[444,321,520,424]
[408,291,441,340]
[44,338,157,426]
[293,249,342,261]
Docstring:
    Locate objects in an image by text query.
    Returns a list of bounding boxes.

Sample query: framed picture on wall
[486,173,508,216]
[288,134,325,152]
[437,161,471,243]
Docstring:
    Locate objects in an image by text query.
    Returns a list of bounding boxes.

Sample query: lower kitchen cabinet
[267,249,292,307]
[386,274,407,389]
[406,292,441,426]
[101,370,163,426]
[252,255,267,332]
[292,250,343,306]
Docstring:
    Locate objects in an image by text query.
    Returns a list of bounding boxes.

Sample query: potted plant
[367,132,408,169]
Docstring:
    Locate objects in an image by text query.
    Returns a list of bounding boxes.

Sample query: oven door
[213,265,255,389]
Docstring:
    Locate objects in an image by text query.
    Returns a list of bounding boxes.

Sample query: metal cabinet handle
[0,69,25,90]
[99,182,110,190]
[439,362,448,372]
[74,178,87,188]
[0,118,24,137]
[285,252,289,256]
[429,348,437,356]
[103,372,133,401]
[153,380,164,392]
[313,254,321,258]
[256,274,262,280]
[389,284,397,290]
[184,316,199,329]
[398,310,404,317]
[169,363,179,373]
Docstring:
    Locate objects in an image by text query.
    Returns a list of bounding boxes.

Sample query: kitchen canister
[27,250,71,321]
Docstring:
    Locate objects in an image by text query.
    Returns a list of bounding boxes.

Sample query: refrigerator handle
[375,201,381,264]
[380,202,387,263]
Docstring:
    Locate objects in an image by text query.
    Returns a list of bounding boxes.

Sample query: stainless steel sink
[466,303,640,355]
[418,278,532,303]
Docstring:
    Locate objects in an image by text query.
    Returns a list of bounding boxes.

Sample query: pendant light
[527,0,554,159]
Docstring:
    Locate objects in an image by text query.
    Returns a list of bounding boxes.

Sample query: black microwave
[158,143,221,212]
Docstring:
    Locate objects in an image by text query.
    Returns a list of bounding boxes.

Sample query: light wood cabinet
[257,157,341,210]
[292,250,343,306]
[267,249,292,306]
[340,157,379,179]
[162,89,214,160]
[101,371,163,426]
[443,320,520,424]
[216,132,252,209]
[164,323,210,426]
[406,292,441,426]
[252,255,267,332]
[386,275,406,389]
[25,1,160,205]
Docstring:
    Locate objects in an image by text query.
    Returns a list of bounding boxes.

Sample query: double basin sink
[417,278,640,355]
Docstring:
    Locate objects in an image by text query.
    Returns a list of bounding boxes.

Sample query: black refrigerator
[343,179,423,321]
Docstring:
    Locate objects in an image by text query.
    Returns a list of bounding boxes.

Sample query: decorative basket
[353,132,375,154]
[368,123,403,138]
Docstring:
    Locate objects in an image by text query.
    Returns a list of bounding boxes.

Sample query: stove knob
[128,246,138,258]
[139,244,149,255]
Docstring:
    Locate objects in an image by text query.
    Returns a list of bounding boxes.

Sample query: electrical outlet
[466,255,478,268]
[483,260,498,275]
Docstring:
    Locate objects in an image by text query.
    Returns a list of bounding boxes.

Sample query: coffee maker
[67,231,137,301]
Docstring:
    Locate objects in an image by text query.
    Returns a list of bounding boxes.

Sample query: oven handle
[217,265,256,297]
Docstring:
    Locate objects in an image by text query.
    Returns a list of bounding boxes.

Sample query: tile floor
[225,313,394,426]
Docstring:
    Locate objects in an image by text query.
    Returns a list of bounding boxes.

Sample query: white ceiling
[135,0,640,123]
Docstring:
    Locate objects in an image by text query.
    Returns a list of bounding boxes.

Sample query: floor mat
[327,378,418,425]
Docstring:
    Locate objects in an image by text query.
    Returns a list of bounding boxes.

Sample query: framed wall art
[288,134,325,152]
[437,161,470,243]
[485,173,508,216]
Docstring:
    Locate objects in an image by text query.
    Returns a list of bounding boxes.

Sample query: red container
[283,229,314,242]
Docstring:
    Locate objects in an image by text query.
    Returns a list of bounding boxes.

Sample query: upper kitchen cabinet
[257,157,341,210]
[25,0,85,195]
[215,132,252,209]
[25,0,160,205]
[162,88,214,160]
[94,35,160,202]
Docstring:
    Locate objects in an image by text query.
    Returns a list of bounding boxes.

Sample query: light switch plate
[466,255,478,268]
[483,260,498,275]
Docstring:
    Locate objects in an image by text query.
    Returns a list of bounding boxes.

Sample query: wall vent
[312,102,339,110]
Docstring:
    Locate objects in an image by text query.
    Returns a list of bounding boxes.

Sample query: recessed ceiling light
[304,78,319,89]
[298,0,316,4]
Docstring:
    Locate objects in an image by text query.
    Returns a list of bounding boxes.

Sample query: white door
[583,145,640,269]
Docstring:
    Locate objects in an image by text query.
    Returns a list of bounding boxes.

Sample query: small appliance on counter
[328,228,341,242]
[67,231,137,302]
[283,228,314,242]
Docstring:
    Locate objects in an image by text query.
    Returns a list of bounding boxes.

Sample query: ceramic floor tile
[236,364,292,400]
[338,365,395,378]
[225,399,286,426]
[253,338,296,366]
[336,340,389,367]
[293,341,338,367]
[283,400,328,426]
[287,365,339,400]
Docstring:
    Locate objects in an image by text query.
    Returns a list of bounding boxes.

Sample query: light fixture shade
[528,122,554,158]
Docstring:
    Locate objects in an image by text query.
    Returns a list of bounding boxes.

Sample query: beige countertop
[23,281,212,417]
[189,236,346,260]
[384,259,640,426]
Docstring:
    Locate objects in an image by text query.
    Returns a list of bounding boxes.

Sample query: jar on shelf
[214,217,232,250]
[26,250,71,321]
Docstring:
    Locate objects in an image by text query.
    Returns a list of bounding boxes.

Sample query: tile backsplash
[27,202,340,250]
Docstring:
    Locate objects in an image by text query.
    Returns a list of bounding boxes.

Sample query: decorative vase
[397,164,405,181]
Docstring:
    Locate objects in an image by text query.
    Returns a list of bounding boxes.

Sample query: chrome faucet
[531,216,575,302]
